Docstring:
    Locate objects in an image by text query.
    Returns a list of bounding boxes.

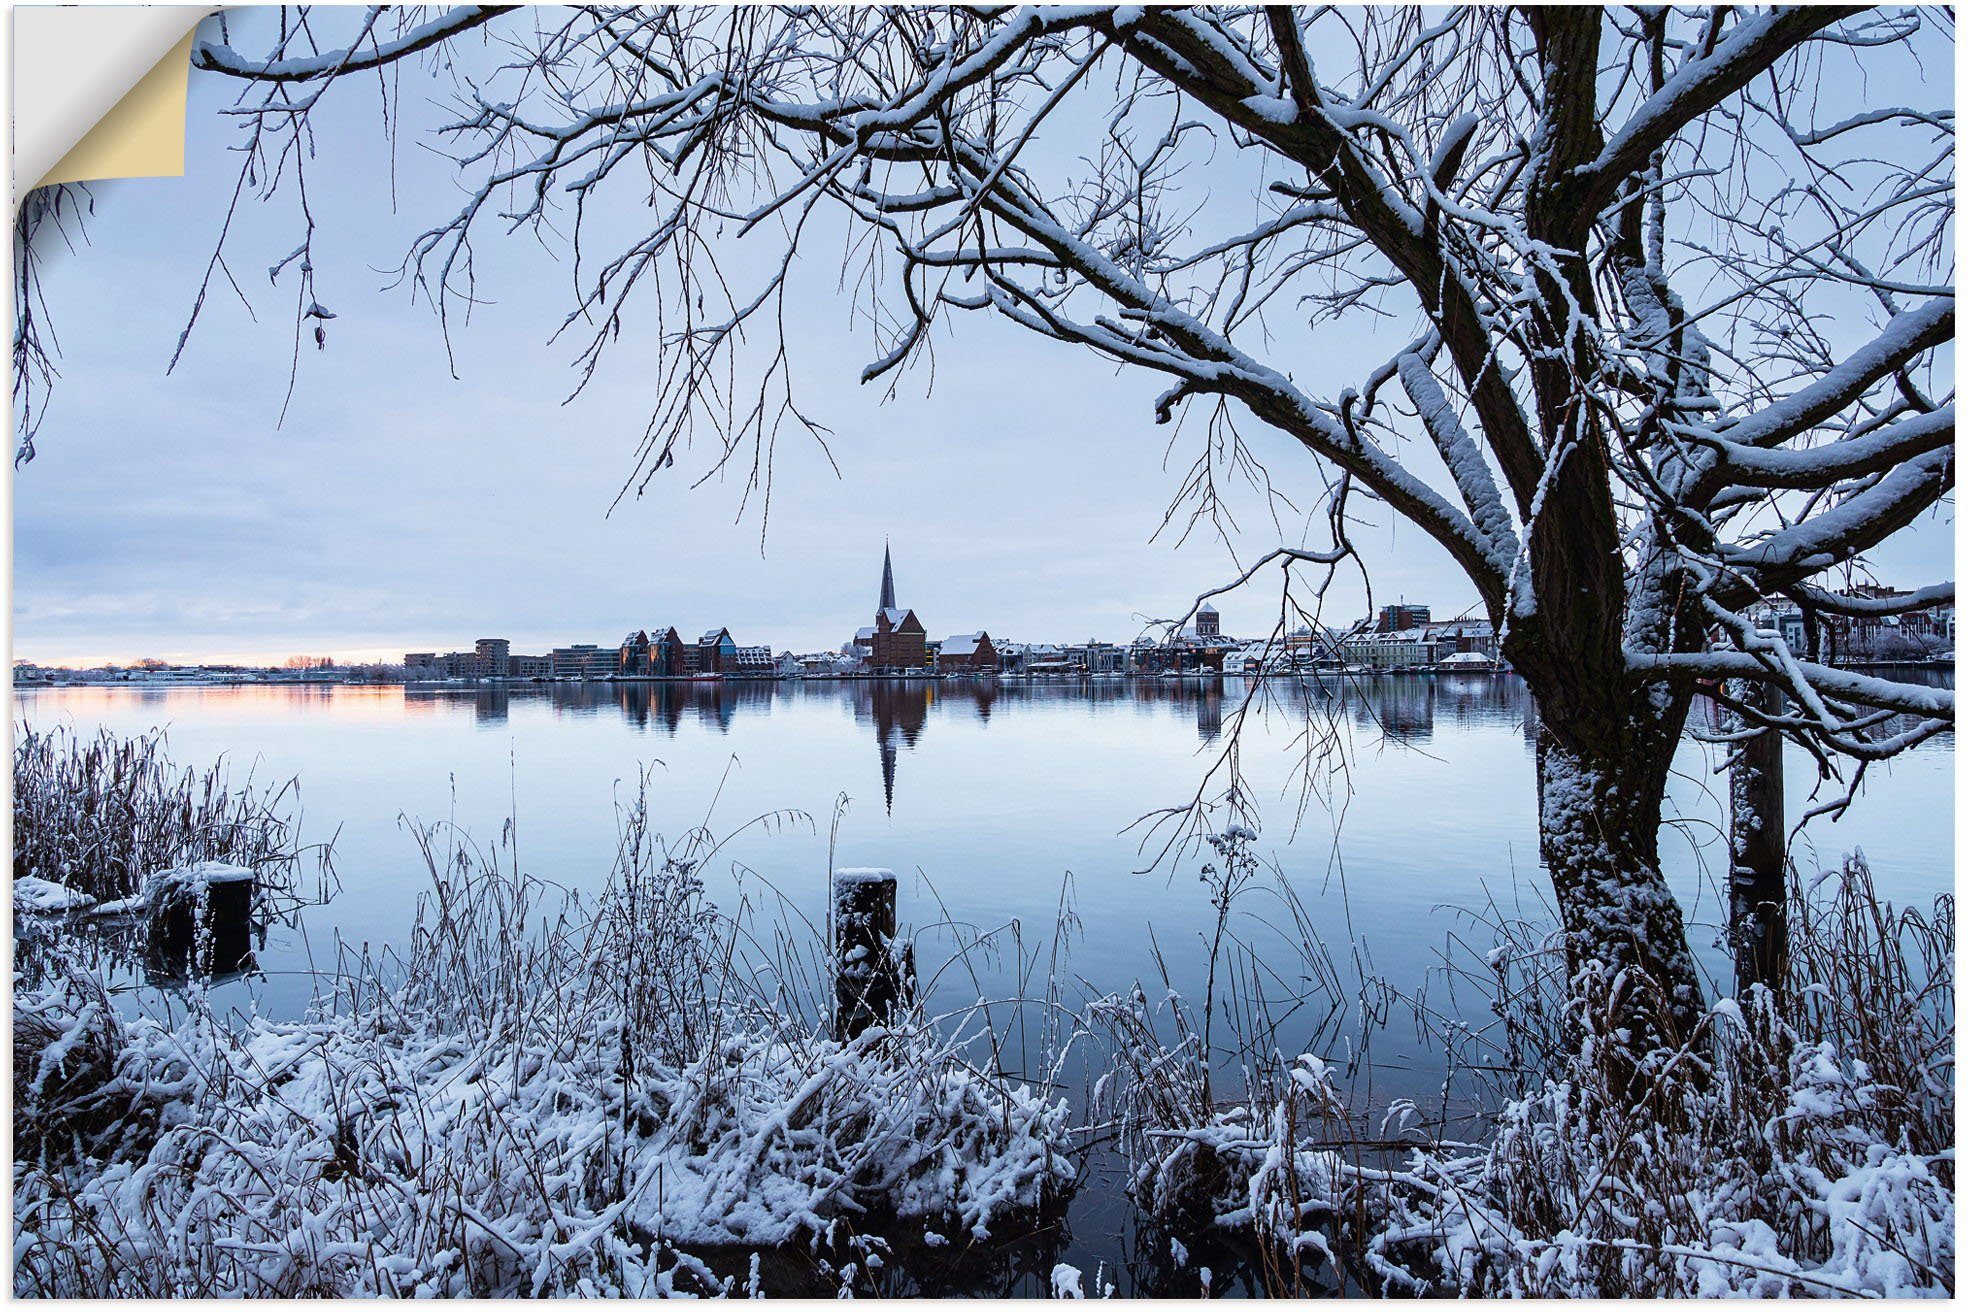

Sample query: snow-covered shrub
[11,962,174,1165]
[13,785,1071,1297]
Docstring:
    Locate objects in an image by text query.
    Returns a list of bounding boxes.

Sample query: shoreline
[18,659,1958,693]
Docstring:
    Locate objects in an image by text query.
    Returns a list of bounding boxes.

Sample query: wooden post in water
[833,868,909,1039]
[145,863,256,979]
[1728,678,1788,995]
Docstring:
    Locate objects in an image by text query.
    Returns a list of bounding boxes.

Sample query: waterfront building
[1341,616,1499,668]
[475,638,511,677]
[1053,640,1125,674]
[1377,602,1431,633]
[696,628,739,674]
[619,630,650,675]
[1280,627,1346,667]
[1341,627,1430,668]
[1195,603,1220,638]
[550,644,615,679]
[792,650,860,676]
[937,632,998,674]
[1424,618,1498,664]
[1023,643,1072,674]
[1233,640,1276,675]
[648,627,687,676]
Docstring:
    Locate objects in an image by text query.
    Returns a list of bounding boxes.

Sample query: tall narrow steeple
[879,541,897,612]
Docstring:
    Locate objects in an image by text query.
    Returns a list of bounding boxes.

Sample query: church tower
[868,542,927,670]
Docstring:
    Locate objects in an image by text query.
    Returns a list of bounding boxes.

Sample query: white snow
[13,876,96,914]
[16,856,1070,1297]
[143,861,255,901]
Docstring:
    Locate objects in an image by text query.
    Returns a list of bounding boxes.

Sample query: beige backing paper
[13,5,210,205]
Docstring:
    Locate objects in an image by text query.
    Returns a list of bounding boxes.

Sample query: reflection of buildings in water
[473,684,510,726]
[1334,672,1533,743]
[1195,683,1224,743]
[610,681,778,735]
[1435,670,1524,727]
[614,683,649,730]
[400,680,788,735]
[1354,676,1435,742]
[395,674,1559,801]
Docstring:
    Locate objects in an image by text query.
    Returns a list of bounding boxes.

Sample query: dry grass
[12,722,322,902]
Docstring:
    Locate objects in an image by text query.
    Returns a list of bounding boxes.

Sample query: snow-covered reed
[1094,847,1953,1297]
[14,783,1072,1297]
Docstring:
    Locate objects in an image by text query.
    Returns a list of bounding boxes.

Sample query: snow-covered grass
[1093,845,1953,1297]
[13,784,1072,1297]
[12,722,322,906]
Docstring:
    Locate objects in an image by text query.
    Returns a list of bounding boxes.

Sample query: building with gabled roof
[619,629,650,675]
[937,631,997,673]
[696,627,738,674]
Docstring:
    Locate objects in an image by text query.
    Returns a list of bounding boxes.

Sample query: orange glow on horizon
[16,647,420,670]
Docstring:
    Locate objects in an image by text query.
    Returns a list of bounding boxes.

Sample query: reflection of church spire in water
[866,678,928,816]
[879,540,897,612]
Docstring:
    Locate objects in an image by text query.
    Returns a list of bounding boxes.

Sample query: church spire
[879,540,896,612]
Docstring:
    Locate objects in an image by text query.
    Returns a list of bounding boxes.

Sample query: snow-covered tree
[180,6,1953,1060]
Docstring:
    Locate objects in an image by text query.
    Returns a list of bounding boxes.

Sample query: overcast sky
[12,12,1952,667]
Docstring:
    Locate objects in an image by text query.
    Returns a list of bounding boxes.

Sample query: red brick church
[861,544,927,671]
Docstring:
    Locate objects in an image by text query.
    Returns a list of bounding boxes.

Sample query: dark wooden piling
[834,868,911,1039]
[1727,679,1788,995]
[146,864,255,979]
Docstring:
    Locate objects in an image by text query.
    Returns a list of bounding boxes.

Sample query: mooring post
[833,867,909,1039]
[1727,678,1788,996]
[145,863,256,979]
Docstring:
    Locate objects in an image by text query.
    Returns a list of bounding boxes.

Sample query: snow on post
[833,868,911,1039]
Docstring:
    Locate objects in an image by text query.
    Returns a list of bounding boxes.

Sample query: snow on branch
[1694,404,1954,488]
[194,6,511,83]
[1630,649,1952,722]
[1677,299,1953,452]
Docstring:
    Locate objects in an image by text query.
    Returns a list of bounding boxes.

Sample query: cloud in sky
[13,11,1949,666]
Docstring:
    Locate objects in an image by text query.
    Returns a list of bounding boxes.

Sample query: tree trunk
[1532,705,1707,1069]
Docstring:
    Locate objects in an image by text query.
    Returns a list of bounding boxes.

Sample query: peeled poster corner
[12,7,212,209]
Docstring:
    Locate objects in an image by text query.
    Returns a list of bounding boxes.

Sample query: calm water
[16,674,1954,1293]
